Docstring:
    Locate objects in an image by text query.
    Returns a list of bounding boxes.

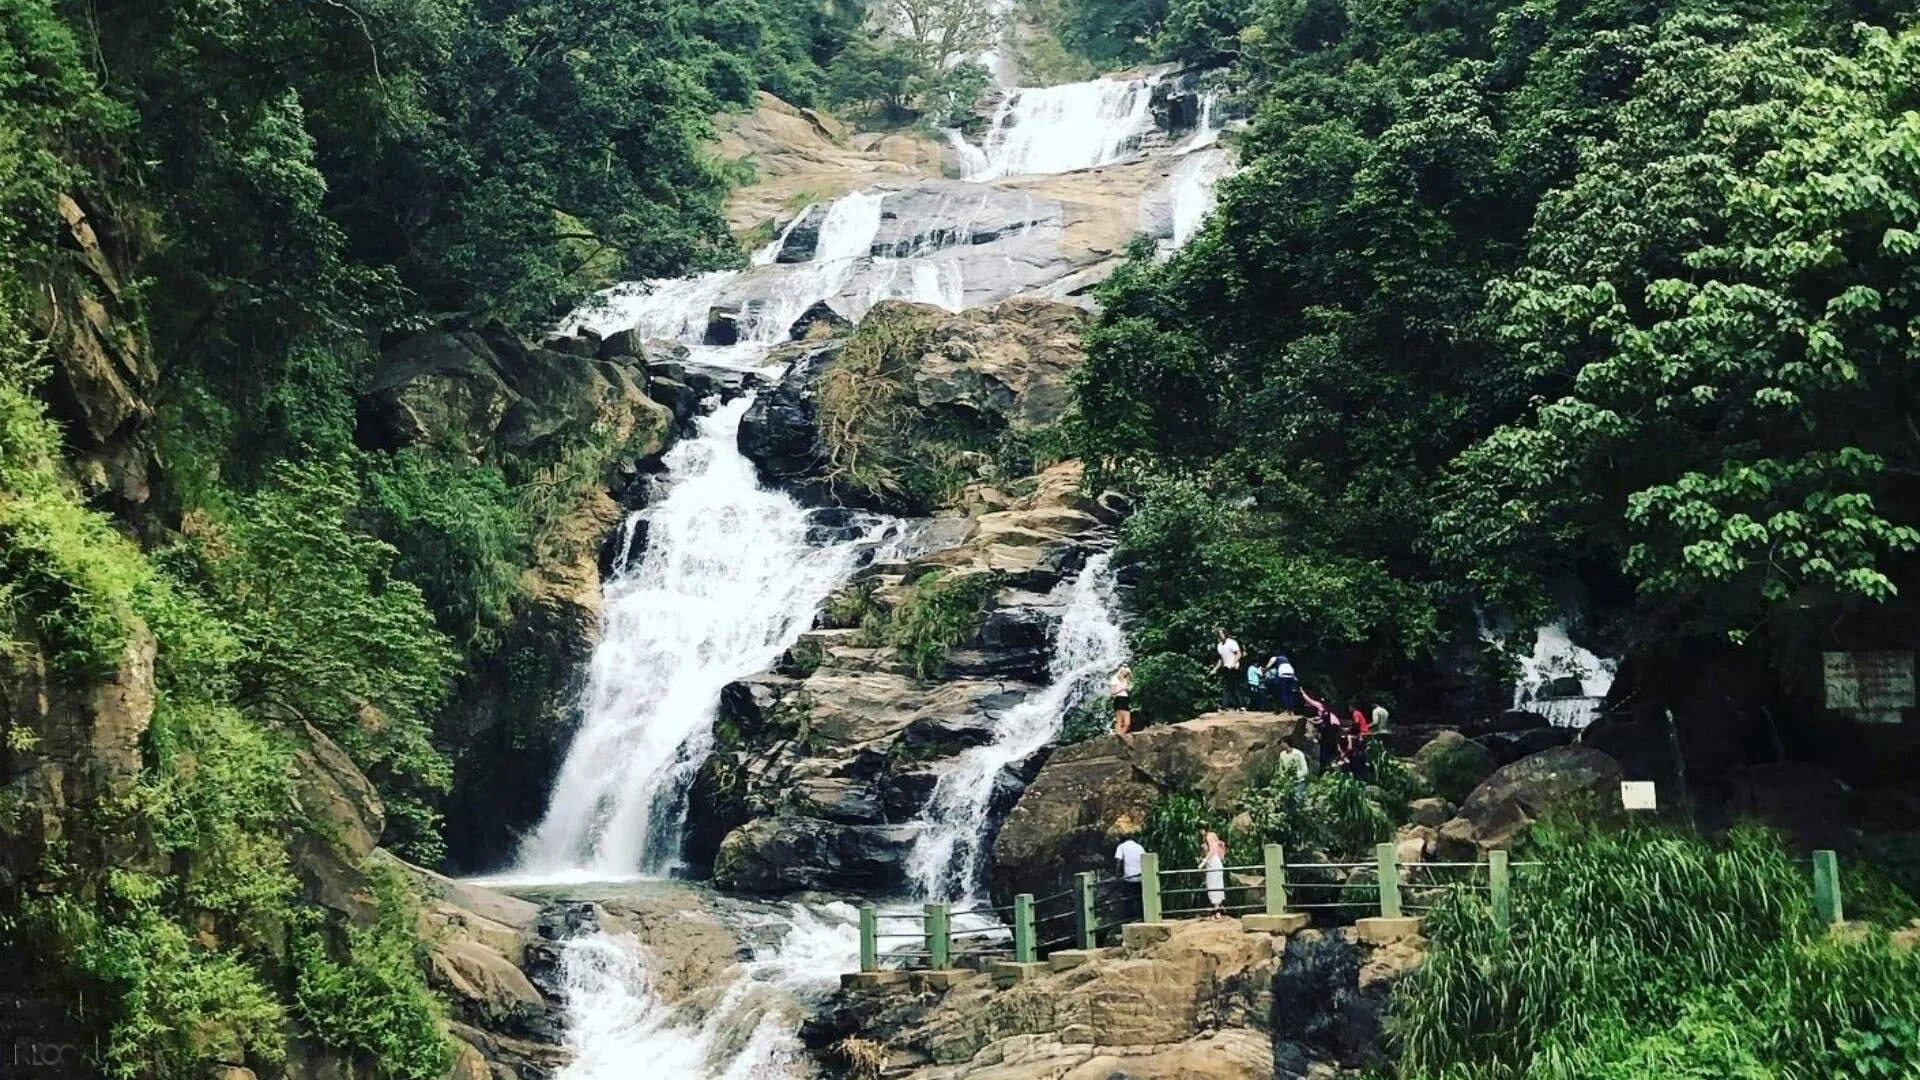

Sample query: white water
[554,903,859,1080]
[959,73,1161,180]
[513,399,893,880]
[1169,148,1233,249]
[1512,623,1618,729]
[907,554,1126,899]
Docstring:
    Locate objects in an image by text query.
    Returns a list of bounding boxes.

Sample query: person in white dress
[1199,829,1228,917]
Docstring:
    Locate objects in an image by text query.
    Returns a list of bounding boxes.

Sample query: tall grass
[1392,823,1920,1079]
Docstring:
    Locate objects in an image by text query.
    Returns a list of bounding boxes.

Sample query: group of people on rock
[1106,626,1388,781]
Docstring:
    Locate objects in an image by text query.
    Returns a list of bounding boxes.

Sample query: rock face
[804,918,1419,1078]
[738,298,1091,512]
[360,327,678,871]
[694,463,1121,894]
[992,713,1304,905]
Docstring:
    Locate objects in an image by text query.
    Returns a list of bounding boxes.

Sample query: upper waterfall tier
[960,72,1163,181]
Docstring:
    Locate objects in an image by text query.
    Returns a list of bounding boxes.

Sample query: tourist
[1302,689,1341,773]
[1277,740,1309,796]
[1246,657,1267,711]
[1110,666,1134,736]
[1342,706,1371,781]
[1200,829,1228,917]
[1371,703,1390,731]
[1266,654,1300,711]
[1210,628,1244,710]
[1115,834,1146,923]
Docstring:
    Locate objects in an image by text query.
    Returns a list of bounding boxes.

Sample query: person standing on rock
[1210,628,1244,711]
[1200,829,1228,917]
[1110,666,1134,736]
[1277,740,1310,797]
[1266,655,1300,712]
[1246,656,1267,711]
[1115,834,1146,923]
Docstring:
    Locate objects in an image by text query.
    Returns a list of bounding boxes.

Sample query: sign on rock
[1822,651,1915,725]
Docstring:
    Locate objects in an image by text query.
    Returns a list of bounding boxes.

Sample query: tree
[888,0,997,68]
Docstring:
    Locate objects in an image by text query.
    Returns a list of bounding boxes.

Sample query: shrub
[875,569,1002,680]
[292,868,451,1080]
[1305,771,1394,857]
[1393,823,1920,1078]
[362,450,529,653]
[1419,737,1493,805]
[1131,651,1214,725]
[1058,693,1113,745]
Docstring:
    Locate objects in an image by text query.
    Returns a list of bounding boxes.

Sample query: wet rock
[788,777,885,824]
[1406,797,1455,828]
[992,713,1302,904]
[1271,929,1419,1076]
[1478,725,1576,766]
[704,305,742,346]
[789,299,852,340]
[712,816,916,893]
[773,202,826,263]
[360,332,519,451]
[738,339,837,491]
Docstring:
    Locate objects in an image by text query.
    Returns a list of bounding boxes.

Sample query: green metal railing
[851,846,1851,974]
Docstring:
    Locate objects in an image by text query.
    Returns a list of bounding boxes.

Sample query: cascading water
[907,554,1126,899]
[1511,623,1618,729]
[1168,148,1233,249]
[554,902,859,1080]
[513,398,893,880]
[959,73,1162,180]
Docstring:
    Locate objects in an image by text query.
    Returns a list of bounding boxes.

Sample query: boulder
[991,713,1301,904]
[773,202,827,263]
[789,299,852,340]
[1440,746,1625,854]
[1405,797,1455,828]
[361,332,519,451]
[1271,929,1421,1077]
[704,306,742,346]
[1410,730,1496,803]
[738,339,837,492]
[712,816,916,893]
[428,939,545,1025]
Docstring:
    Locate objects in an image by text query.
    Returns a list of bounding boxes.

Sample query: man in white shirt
[1210,627,1244,710]
[1115,836,1147,923]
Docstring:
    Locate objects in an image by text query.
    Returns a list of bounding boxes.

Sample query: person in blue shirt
[1246,657,1267,711]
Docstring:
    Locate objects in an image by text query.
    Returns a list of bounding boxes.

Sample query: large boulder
[286,722,386,918]
[1410,730,1496,803]
[1434,746,1625,858]
[711,816,916,894]
[991,713,1302,904]
[738,338,837,491]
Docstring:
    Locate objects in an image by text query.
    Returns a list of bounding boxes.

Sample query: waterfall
[553,903,858,1080]
[513,398,893,880]
[1168,148,1233,249]
[1511,623,1618,730]
[906,554,1126,899]
[959,74,1161,180]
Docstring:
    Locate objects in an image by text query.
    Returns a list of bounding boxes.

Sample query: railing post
[1073,871,1097,949]
[1376,842,1402,919]
[1489,849,1510,934]
[859,903,878,972]
[1813,849,1843,926]
[1264,844,1287,916]
[925,902,950,969]
[1013,894,1035,963]
[1141,852,1162,923]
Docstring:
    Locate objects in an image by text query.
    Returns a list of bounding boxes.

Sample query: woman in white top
[1109,666,1134,735]
[1200,829,1228,917]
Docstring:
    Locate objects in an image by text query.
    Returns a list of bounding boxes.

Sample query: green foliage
[293,868,452,1080]
[76,899,287,1080]
[874,570,1004,680]
[1130,650,1214,725]
[200,459,458,864]
[1069,0,1920,704]
[1058,692,1114,744]
[363,451,530,652]
[1420,738,1493,805]
[821,578,882,630]
[828,33,931,122]
[1140,790,1255,870]
[816,307,1018,511]
[1394,823,1920,1078]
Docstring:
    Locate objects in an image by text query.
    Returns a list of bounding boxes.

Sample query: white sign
[1823,651,1914,724]
[1620,781,1657,811]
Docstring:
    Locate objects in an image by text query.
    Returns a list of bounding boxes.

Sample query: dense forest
[1059,0,1920,744]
